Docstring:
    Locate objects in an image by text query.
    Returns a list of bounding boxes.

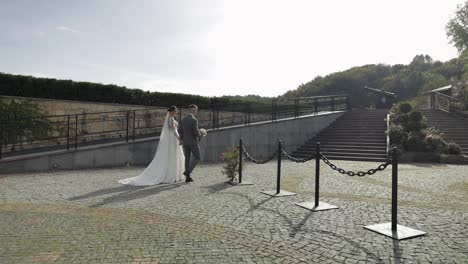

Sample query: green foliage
[389,103,464,155]
[282,55,459,106]
[447,142,462,155]
[406,135,426,152]
[424,127,447,153]
[0,99,53,149]
[398,102,413,114]
[449,101,466,112]
[0,72,270,108]
[406,120,427,132]
[388,125,406,145]
[446,1,468,53]
[220,147,243,182]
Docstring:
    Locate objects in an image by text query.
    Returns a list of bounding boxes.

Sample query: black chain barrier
[320,154,391,177]
[238,139,420,237]
[241,146,277,164]
[281,150,315,163]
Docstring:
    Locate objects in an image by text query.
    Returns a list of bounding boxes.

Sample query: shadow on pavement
[68,185,145,201]
[88,183,183,207]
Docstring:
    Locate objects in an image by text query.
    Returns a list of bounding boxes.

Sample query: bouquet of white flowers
[199,128,207,137]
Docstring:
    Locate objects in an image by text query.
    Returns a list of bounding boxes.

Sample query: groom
[179,104,202,182]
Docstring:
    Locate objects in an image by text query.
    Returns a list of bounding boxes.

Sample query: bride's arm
[169,117,175,129]
[169,117,181,139]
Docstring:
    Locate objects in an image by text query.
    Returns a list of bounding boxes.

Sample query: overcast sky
[0,0,464,97]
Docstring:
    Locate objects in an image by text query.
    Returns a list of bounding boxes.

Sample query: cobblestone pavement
[0,160,467,263]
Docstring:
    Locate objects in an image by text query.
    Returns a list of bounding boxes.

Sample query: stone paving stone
[0,160,467,263]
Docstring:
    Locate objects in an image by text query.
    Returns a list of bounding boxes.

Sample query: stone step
[321,130,385,135]
[316,136,385,141]
[437,128,468,132]
[292,152,387,162]
[444,139,468,143]
[334,120,386,123]
[293,109,390,162]
[295,148,385,155]
[314,141,386,146]
[443,135,468,140]
[328,126,387,130]
[299,144,386,151]
[309,140,386,145]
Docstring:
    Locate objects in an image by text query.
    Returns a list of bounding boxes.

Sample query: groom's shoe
[183,171,193,182]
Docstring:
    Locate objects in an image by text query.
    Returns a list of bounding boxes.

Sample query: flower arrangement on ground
[220,146,244,183]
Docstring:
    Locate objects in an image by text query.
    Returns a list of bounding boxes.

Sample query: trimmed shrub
[447,142,462,155]
[389,125,407,145]
[396,114,409,125]
[406,135,426,152]
[409,111,423,122]
[408,130,426,139]
[425,135,446,152]
[406,120,426,131]
[398,102,413,114]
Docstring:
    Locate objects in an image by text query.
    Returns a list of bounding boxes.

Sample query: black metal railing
[0,94,348,159]
[429,92,464,112]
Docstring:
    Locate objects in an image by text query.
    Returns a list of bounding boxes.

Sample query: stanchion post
[126,111,130,142]
[331,97,335,112]
[216,107,220,129]
[212,106,215,130]
[391,147,398,231]
[294,141,336,210]
[239,138,243,183]
[0,121,3,160]
[276,140,282,194]
[132,110,136,141]
[260,139,294,197]
[66,115,70,150]
[315,142,320,207]
[74,114,78,150]
[364,146,425,239]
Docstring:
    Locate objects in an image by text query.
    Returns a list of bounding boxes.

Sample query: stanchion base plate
[364,222,426,240]
[235,181,254,186]
[295,201,338,211]
[261,190,296,197]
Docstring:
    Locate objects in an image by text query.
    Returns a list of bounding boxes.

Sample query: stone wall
[0,96,270,153]
[0,95,151,116]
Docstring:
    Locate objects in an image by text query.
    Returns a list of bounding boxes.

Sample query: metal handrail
[386,113,390,160]
[429,92,466,113]
[433,92,463,102]
[0,94,349,159]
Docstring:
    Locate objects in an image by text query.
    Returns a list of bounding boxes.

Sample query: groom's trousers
[183,144,200,174]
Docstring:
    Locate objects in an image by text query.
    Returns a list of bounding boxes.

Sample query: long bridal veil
[118,113,185,186]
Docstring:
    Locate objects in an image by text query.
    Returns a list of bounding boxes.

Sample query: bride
[118,106,185,186]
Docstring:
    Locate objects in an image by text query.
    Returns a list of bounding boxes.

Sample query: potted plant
[220,146,244,183]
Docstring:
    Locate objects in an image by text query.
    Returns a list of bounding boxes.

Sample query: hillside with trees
[282,54,466,108]
[283,1,468,109]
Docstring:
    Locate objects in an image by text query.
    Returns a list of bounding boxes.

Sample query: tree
[0,99,53,150]
[446,1,468,53]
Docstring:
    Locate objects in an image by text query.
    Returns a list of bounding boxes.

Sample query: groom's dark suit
[179,114,202,176]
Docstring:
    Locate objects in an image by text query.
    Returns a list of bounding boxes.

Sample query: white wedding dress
[118,113,185,186]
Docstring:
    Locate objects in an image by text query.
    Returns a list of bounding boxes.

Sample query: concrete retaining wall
[0,112,343,174]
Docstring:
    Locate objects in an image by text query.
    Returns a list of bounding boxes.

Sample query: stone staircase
[292,109,389,162]
[420,109,468,155]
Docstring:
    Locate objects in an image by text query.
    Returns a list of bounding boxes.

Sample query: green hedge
[0,72,268,108]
